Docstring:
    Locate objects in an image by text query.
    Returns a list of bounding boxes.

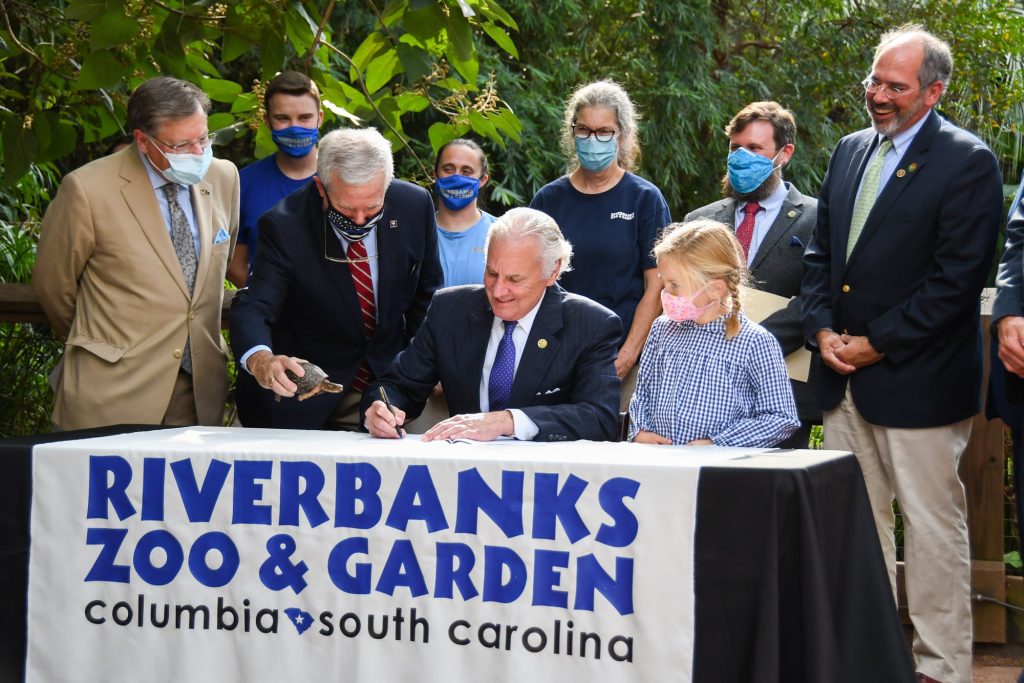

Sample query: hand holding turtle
[365,400,406,439]
[246,350,305,397]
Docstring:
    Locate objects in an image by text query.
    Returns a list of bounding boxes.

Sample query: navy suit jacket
[801,110,1003,427]
[364,284,622,441]
[989,170,1024,430]
[685,182,821,423]
[230,180,443,429]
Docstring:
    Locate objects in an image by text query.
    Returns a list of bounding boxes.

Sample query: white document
[739,286,811,382]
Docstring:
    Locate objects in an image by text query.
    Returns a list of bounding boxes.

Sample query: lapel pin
[896,169,906,178]
[787,210,797,218]
[200,188,211,196]
[537,339,548,349]
[389,219,398,229]
[908,163,918,173]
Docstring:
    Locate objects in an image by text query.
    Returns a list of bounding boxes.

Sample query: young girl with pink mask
[628,219,798,446]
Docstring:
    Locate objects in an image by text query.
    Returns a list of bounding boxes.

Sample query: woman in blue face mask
[529,80,672,412]
[433,138,494,288]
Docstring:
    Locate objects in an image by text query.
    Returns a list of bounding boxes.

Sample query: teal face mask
[575,136,617,172]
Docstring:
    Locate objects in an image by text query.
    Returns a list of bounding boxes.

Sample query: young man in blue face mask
[684,101,821,450]
[433,138,494,287]
[227,71,323,287]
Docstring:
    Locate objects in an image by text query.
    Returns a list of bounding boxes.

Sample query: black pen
[378,386,404,438]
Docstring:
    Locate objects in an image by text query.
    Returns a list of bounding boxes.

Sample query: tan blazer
[32,146,239,430]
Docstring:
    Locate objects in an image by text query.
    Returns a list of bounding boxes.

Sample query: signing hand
[998,316,1024,377]
[364,400,406,439]
[421,411,514,442]
[246,350,305,397]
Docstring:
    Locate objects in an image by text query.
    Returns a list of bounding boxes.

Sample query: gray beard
[721,167,783,203]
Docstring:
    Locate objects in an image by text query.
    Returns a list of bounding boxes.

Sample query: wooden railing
[0,283,1016,642]
[0,283,236,328]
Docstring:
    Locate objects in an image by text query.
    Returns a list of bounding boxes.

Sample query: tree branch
[319,41,431,180]
[304,0,336,72]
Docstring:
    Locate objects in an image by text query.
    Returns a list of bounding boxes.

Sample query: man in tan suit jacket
[33,77,239,430]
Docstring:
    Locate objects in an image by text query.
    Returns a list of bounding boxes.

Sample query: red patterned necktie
[347,239,375,392]
[736,201,761,260]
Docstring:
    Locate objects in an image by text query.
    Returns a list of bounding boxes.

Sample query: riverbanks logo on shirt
[610,211,635,220]
[26,428,702,682]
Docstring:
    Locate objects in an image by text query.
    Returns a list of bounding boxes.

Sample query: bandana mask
[326,204,384,242]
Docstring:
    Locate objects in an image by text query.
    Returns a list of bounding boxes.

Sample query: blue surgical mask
[271,126,319,158]
[153,144,212,186]
[575,136,618,172]
[326,203,384,242]
[726,147,782,194]
[435,174,481,211]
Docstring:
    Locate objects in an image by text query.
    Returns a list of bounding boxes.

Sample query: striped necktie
[347,239,375,392]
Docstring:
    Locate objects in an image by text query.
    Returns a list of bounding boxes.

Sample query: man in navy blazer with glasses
[801,25,1002,683]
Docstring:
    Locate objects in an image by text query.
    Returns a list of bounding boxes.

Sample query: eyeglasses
[861,77,925,101]
[149,133,213,154]
[571,124,617,142]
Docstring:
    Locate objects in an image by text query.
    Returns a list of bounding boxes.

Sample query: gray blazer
[684,182,821,423]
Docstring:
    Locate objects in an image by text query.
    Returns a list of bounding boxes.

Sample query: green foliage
[0,162,61,437]
[1006,550,1022,570]
[475,0,1024,215]
[0,0,524,188]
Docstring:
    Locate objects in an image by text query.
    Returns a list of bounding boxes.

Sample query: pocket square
[789,235,804,247]
[536,387,562,396]
[213,227,231,245]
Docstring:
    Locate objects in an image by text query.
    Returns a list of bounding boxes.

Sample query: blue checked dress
[628,312,798,446]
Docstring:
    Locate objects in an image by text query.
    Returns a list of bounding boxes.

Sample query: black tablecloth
[0,429,913,682]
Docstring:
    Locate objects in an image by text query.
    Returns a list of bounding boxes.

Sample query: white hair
[486,207,573,278]
[318,127,394,187]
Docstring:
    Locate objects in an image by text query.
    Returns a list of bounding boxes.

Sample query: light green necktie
[846,138,894,261]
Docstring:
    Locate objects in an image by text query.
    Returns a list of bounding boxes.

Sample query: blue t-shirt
[530,172,671,340]
[239,154,314,272]
[437,211,494,287]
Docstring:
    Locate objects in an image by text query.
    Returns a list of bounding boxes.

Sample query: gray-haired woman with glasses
[530,79,671,410]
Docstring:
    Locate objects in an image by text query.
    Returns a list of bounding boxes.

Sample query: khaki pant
[824,386,972,683]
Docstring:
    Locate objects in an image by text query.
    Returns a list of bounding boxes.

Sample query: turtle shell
[285,361,343,401]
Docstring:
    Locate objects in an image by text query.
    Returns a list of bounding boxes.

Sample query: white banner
[26,427,750,682]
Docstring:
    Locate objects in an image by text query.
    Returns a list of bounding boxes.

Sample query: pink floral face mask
[661,285,715,322]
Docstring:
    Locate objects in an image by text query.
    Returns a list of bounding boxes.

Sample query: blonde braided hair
[652,219,748,339]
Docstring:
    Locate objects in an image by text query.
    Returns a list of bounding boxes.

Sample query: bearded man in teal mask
[228,70,323,286]
[684,101,820,449]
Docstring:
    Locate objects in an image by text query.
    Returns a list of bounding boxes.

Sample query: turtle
[284,361,343,401]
